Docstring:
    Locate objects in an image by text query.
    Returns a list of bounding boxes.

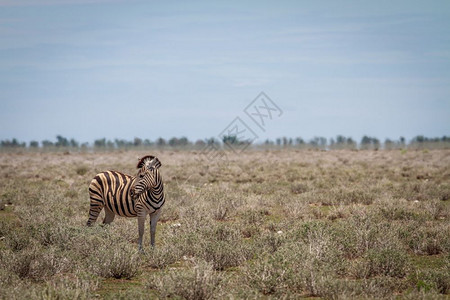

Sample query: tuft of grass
[143,243,181,269]
[147,260,224,300]
[181,222,252,270]
[64,189,78,199]
[40,275,98,300]
[364,247,410,278]
[290,183,308,194]
[75,165,89,176]
[1,246,68,281]
[413,256,450,295]
[400,222,450,255]
[91,243,140,279]
[242,254,293,296]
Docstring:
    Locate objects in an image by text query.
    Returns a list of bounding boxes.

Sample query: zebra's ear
[153,157,162,169]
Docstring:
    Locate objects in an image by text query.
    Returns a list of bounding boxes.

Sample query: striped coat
[86,155,165,250]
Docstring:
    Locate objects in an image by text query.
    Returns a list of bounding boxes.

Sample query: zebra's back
[89,170,138,217]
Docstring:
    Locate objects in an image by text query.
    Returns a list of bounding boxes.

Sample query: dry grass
[0,149,449,299]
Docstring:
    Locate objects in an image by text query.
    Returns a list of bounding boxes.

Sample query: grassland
[0,149,449,299]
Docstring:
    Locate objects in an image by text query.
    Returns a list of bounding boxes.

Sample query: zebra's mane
[136,155,155,169]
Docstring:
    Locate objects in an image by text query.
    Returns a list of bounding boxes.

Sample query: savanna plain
[0,149,449,299]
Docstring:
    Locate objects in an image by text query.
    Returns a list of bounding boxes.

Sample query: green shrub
[4,228,32,252]
[377,198,425,220]
[435,183,450,201]
[282,197,309,218]
[242,254,293,295]
[242,229,346,297]
[177,222,252,270]
[91,243,140,279]
[421,199,448,220]
[64,189,78,199]
[400,222,450,255]
[75,165,89,176]
[290,183,308,194]
[416,258,450,294]
[147,260,224,300]
[34,222,80,251]
[2,246,67,281]
[255,230,287,254]
[239,209,267,238]
[365,247,409,278]
[205,240,249,270]
[143,243,181,269]
[40,275,98,300]
[0,274,97,300]
[320,276,407,299]
[333,213,397,259]
[335,188,375,205]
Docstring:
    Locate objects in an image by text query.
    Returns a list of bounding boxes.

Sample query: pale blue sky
[0,0,449,143]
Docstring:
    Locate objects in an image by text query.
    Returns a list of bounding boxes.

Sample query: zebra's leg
[86,202,104,226]
[137,211,147,252]
[149,209,162,248]
[103,208,115,225]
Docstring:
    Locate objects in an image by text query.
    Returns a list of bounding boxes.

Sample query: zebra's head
[131,155,162,198]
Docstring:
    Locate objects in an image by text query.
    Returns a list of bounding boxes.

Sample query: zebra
[87,155,165,250]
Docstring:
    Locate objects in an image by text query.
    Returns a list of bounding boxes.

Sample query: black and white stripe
[86,155,165,250]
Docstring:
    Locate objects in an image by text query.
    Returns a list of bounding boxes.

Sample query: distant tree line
[1,135,449,151]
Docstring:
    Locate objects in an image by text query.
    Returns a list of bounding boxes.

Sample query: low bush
[147,260,224,300]
[365,247,410,278]
[2,246,68,281]
[400,222,450,255]
[242,254,293,295]
[143,242,181,269]
[415,257,450,295]
[335,188,375,205]
[314,276,406,299]
[255,230,287,254]
[91,243,140,279]
[290,183,309,194]
[75,165,89,176]
[333,212,399,259]
[0,274,98,300]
